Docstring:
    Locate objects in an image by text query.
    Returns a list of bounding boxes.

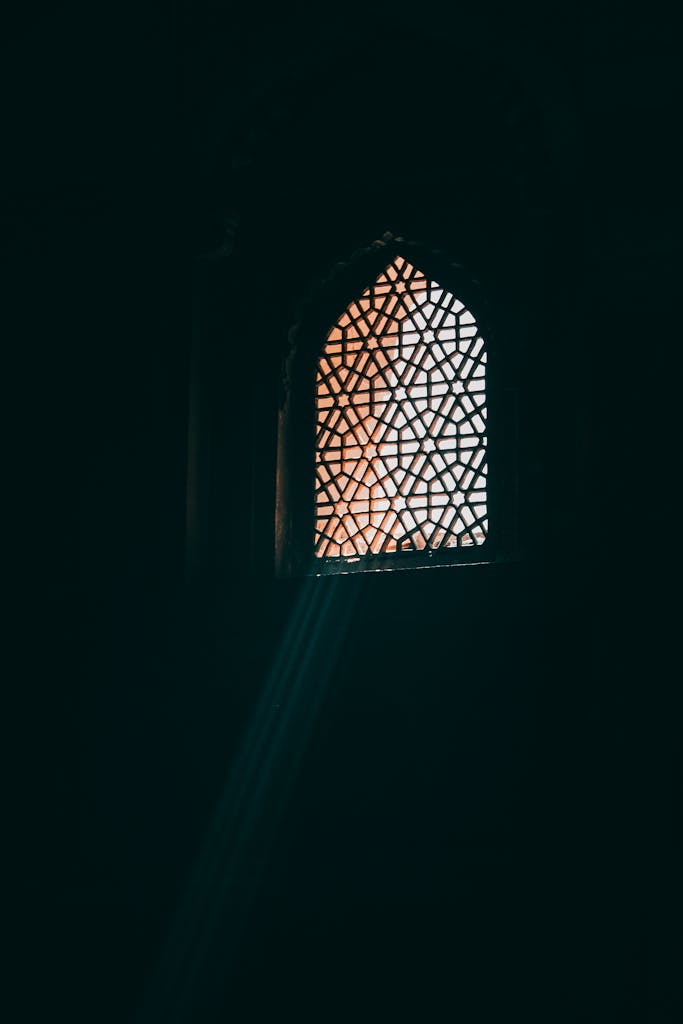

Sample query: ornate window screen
[315,255,488,562]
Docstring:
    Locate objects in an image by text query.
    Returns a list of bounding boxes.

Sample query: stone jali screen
[315,256,488,561]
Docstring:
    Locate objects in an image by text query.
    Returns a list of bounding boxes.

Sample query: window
[315,255,488,565]
[275,236,503,577]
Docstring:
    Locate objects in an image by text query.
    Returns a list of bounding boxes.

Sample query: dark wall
[7,4,680,1023]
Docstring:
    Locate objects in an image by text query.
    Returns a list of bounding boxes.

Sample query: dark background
[5,2,681,1022]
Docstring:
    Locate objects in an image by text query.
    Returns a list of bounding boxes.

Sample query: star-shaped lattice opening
[315,255,488,560]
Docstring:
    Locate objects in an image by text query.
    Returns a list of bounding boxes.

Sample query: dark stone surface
[6,3,680,1021]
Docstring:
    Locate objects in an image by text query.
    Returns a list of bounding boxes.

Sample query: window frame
[276,235,514,578]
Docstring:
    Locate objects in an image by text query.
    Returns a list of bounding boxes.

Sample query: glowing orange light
[315,256,488,560]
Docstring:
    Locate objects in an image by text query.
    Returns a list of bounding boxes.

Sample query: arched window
[315,255,487,564]
[276,236,505,577]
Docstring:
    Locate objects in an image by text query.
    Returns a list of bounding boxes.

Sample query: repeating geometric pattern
[315,255,487,560]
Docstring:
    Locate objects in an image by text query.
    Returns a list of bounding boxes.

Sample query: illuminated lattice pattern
[315,256,488,560]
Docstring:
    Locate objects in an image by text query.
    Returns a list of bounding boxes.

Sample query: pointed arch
[315,255,488,563]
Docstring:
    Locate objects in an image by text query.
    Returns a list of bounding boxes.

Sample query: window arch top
[315,255,488,566]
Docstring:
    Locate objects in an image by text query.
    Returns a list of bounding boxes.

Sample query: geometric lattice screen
[315,255,488,560]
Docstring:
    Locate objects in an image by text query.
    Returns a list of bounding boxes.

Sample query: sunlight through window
[315,256,488,561]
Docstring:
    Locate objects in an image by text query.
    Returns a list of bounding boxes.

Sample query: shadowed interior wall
[7,4,681,1023]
